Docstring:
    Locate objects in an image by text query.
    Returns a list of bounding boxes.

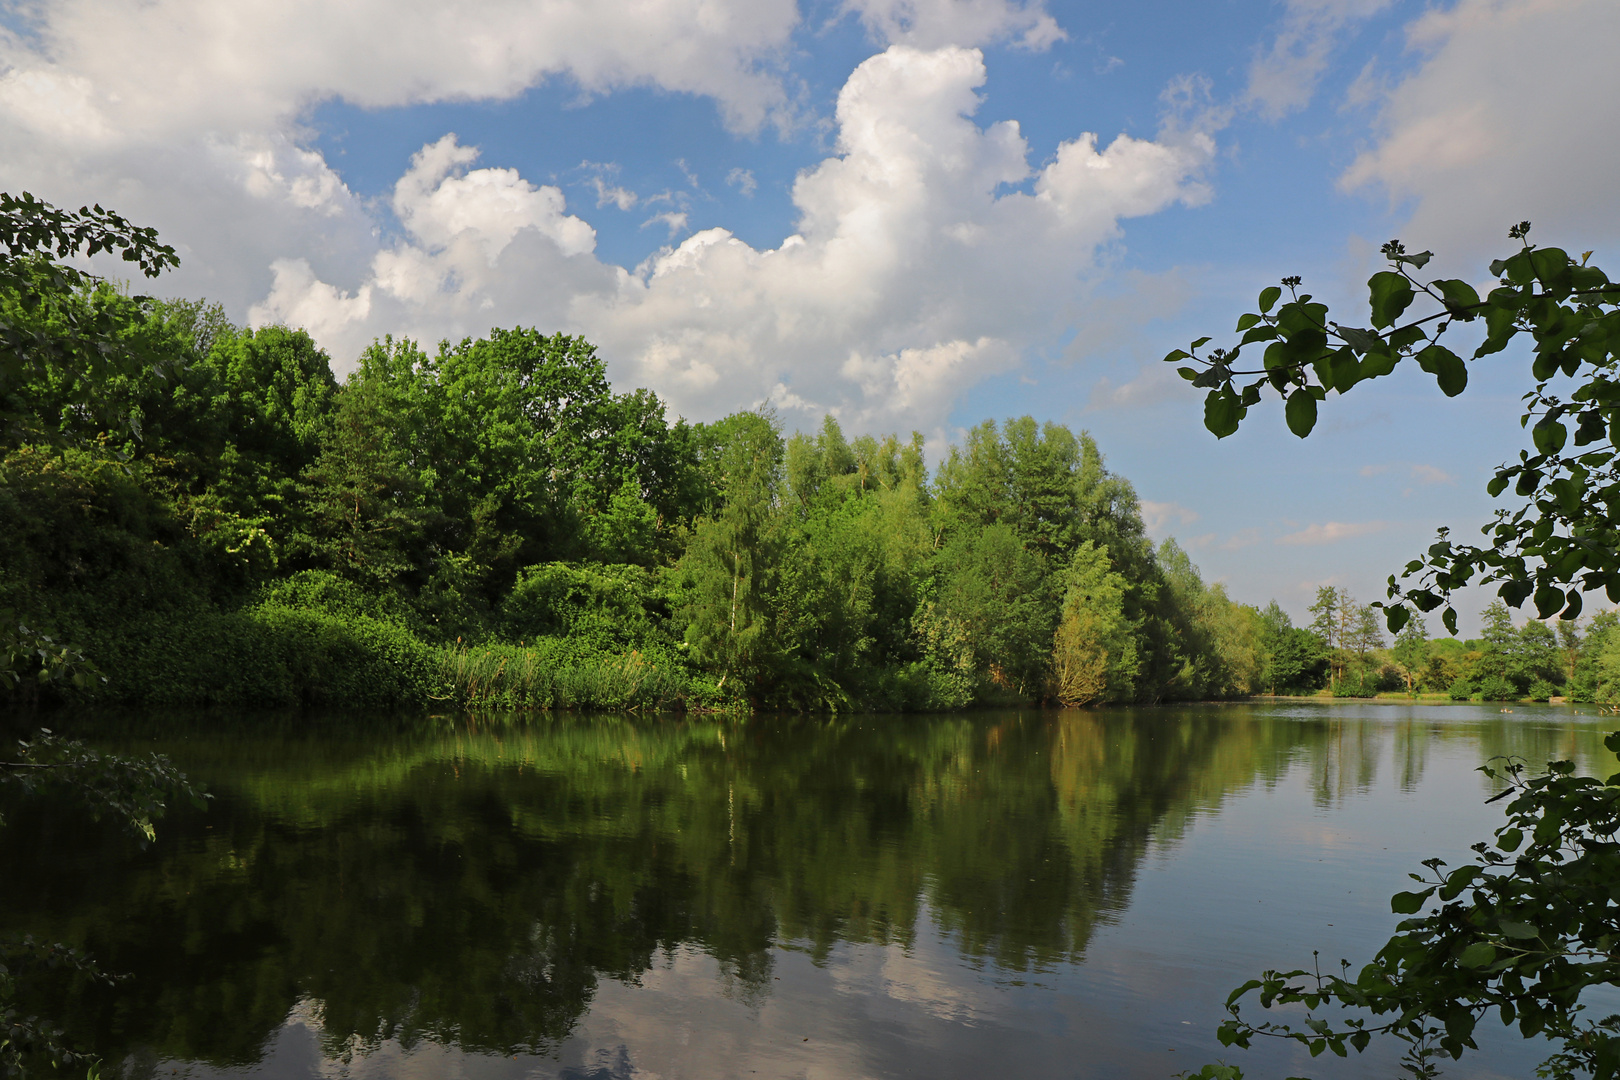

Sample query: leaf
[1368,271,1416,329]
[1499,921,1540,939]
[1164,349,1193,363]
[1534,584,1565,620]
[1338,326,1385,353]
[1459,941,1496,968]
[1532,418,1567,455]
[1177,367,1199,382]
[1439,864,1479,900]
[1497,827,1523,852]
[1204,389,1244,439]
[1391,887,1435,914]
[1384,605,1409,633]
[1285,389,1318,438]
[1236,313,1261,332]
[1259,286,1281,313]
[1436,278,1482,314]
[1415,345,1468,397]
[1443,607,1458,636]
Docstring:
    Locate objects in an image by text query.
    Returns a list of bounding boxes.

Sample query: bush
[1526,678,1558,702]
[1448,678,1476,701]
[72,603,442,708]
[1332,672,1377,698]
[1475,675,1520,702]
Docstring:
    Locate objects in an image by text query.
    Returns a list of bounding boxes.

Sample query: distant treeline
[1291,586,1620,702]
[5,296,1309,711]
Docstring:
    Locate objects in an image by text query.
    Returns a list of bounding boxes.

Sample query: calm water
[4,703,1616,1079]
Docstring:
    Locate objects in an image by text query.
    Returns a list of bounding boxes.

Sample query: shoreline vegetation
[6,299,1620,714]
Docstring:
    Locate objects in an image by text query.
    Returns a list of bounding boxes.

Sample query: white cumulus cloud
[252,45,1218,431]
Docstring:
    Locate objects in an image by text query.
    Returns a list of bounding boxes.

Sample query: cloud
[1276,520,1388,545]
[1221,527,1264,551]
[1359,462,1456,485]
[1140,500,1200,536]
[1340,0,1620,260]
[726,168,758,197]
[252,46,1218,430]
[641,210,691,238]
[1085,359,1193,411]
[842,0,1066,51]
[1245,0,1394,119]
[582,163,640,211]
[0,0,800,139]
[1408,463,1455,486]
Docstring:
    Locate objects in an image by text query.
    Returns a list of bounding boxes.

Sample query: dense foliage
[1172,225,1620,1079]
[0,194,1289,712]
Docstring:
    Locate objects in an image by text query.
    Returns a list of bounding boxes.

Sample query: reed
[435,639,721,712]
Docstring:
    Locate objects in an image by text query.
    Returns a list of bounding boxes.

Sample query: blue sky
[2,0,1616,633]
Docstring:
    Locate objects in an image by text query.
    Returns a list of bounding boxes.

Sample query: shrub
[1526,678,1558,702]
[1448,678,1476,701]
[1332,672,1377,698]
[1475,675,1520,702]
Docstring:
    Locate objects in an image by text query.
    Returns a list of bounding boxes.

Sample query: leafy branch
[0,191,181,447]
[1166,223,1620,634]
[1192,733,1620,1080]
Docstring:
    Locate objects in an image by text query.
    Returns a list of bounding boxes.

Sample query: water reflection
[0,703,1610,1078]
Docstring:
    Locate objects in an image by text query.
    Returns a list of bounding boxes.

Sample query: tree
[0,191,179,446]
[1167,224,1620,635]
[1351,601,1387,665]
[1308,586,1351,687]
[1172,226,1620,1077]
[1391,615,1430,694]
[1051,541,1136,704]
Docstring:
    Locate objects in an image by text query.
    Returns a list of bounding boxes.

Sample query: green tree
[1051,541,1137,704]
[0,191,179,447]
[1390,615,1430,694]
[1172,226,1620,1076]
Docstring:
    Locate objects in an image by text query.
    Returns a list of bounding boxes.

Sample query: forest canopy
[2,269,1284,711]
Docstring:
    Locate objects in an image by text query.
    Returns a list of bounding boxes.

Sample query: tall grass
[436,639,726,712]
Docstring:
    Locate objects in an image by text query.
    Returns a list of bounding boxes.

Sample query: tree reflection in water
[0,706,1604,1075]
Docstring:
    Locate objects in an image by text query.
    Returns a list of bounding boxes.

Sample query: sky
[2,0,1617,633]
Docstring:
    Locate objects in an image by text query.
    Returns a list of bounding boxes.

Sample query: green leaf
[1532,418,1567,455]
[1497,827,1523,852]
[1391,887,1435,914]
[1384,605,1409,633]
[1459,941,1496,968]
[1443,608,1458,636]
[1177,367,1198,382]
[1259,286,1281,313]
[1204,389,1244,439]
[1499,921,1540,939]
[1415,345,1468,397]
[1338,326,1385,353]
[1368,271,1416,329]
[1534,584,1565,620]
[1164,349,1192,363]
[1436,278,1482,314]
[1236,313,1261,331]
[1439,864,1479,900]
[1285,389,1318,438]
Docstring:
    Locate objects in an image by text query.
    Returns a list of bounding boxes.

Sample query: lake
[3,702,1615,1079]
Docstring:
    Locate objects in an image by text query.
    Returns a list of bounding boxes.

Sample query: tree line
[4,285,1291,710]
